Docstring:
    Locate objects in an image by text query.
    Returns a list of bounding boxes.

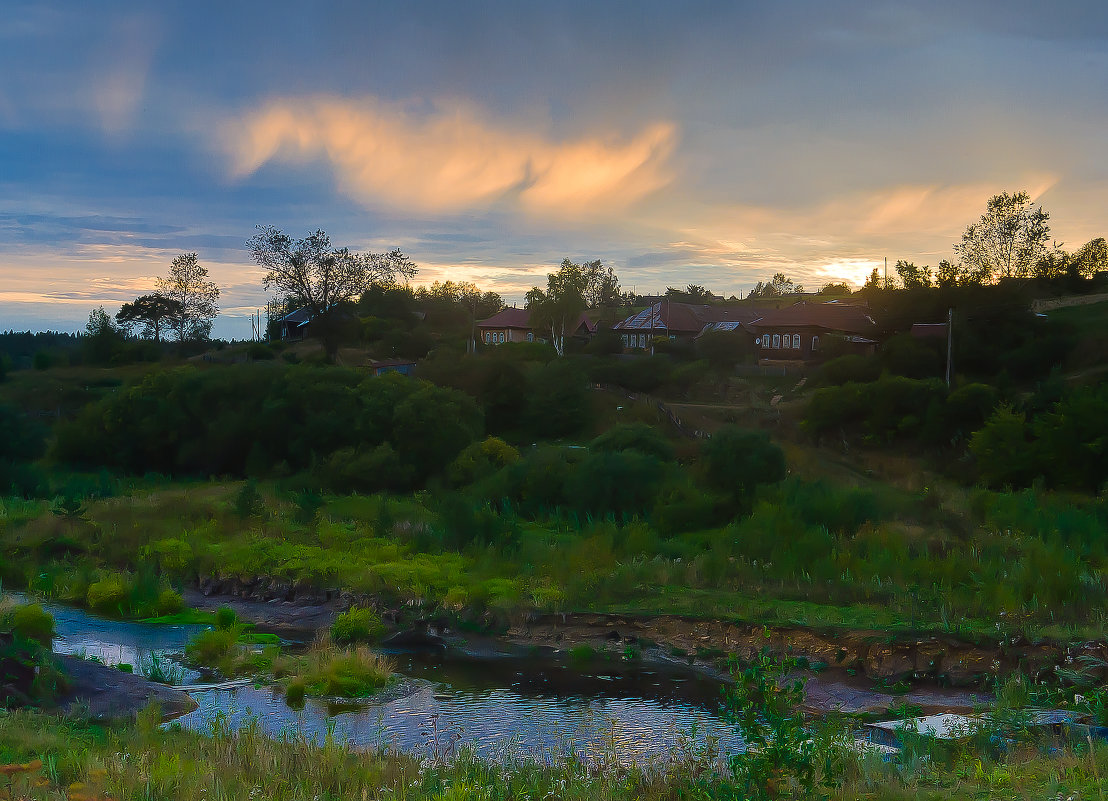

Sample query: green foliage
[9,604,55,647]
[156,589,184,615]
[331,606,385,644]
[700,426,786,501]
[812,354,880,386]
[971,385,1108,491]
[447,437,520,486]
[721,647,816,800]
[944,382,1000,434]
[0,404,47,462]
[184,627,239,674]
[880,333,943,379]
[969,405,1036,487]
[52,365,484,490]
[590,422,675,461]
[804,376,948,442]
[301,647,392,698]
[85,576,129,616]
[525,359,593,438]
[232,480,264,518]
[695,330,753,371]
[215,606,238,631]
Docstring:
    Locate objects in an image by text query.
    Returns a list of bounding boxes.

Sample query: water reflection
[35,599,743,763]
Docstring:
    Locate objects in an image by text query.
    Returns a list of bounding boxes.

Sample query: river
[42,601,743,764]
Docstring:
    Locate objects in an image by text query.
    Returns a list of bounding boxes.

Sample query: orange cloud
[224,96,676,216]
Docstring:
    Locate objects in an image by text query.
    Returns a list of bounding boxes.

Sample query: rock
[913,642,946,676]
[939,648,998,686]
[863,644,916,682]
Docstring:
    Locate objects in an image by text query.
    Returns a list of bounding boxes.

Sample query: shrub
[813,354,880,386]
[524,360,593,438]
[945,382,1000,434]
[700,426,786,501]
[10,604,54,646]
[247,343,276,360]
[86,576,129,616]
[184,627,239,673]
[566,450,668,518]
[331,607,385,644]
[590,423,675,461]
[156,589,184,616]
[447,436,520,486]
[233,480,264,518]
[288,644,392,698]
[284,680,306,707]
[215,606,238,631]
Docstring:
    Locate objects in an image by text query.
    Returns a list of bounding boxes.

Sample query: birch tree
[156,253,220,341]
[525,260,587,356]
[955,191,1051,282]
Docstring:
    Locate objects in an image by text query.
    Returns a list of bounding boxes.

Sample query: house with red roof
[611,301,769,349]
[747,301,878,363]
[476,307,597,346]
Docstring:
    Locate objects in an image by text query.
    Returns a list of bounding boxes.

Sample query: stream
[43,602,743,764]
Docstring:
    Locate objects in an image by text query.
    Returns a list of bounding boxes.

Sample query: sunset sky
[3,1,1107,338]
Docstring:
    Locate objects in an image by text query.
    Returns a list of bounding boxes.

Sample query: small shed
[277,307,312,340]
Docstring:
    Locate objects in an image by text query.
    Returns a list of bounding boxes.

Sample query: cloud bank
[224,96,676,216]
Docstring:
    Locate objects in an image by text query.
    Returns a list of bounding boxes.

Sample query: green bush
[184,627,239,672]
[156,589,184,615]
[590,423,675,461]
[247,343,276,360]
[700,426,786,501]
[215,606,238,631]
[10,604,55,647]
[447,436,520,486]
[86,576,129,616]
[813,354,880,386]
[331,607,385,644]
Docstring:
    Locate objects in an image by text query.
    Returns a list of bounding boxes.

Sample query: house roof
[278,307,312,324]
[613,301,768,334]
[748,302,877,335]
[478,308,597,334]
[477,307,531,329]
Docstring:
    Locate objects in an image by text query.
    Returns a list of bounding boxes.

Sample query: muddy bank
[184,577,1091,689]
[503,613,1082,687]
[182,585,347,636]
[58,656,197,721]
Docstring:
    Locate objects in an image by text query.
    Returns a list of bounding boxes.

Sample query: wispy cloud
[223,96,677,216]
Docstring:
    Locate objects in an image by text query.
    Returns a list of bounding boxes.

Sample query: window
[792,334,800,349]
[812,335,820,351]
[499,332,505,343]
[526,332,533,343]
[484,332,490,344]
[772,334,781,348]
[639,334,646,348]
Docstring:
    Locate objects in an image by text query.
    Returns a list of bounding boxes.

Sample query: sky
[2,1,1107,339]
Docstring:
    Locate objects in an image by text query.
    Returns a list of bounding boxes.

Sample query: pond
[42,600,743,764]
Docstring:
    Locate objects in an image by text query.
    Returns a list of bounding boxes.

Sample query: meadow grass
[4,708,1108,800]
[4,470,1108,642]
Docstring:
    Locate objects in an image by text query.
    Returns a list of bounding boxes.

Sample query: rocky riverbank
[58,656,197,721]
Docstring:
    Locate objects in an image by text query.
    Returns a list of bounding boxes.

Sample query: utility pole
[945,307,953,387]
